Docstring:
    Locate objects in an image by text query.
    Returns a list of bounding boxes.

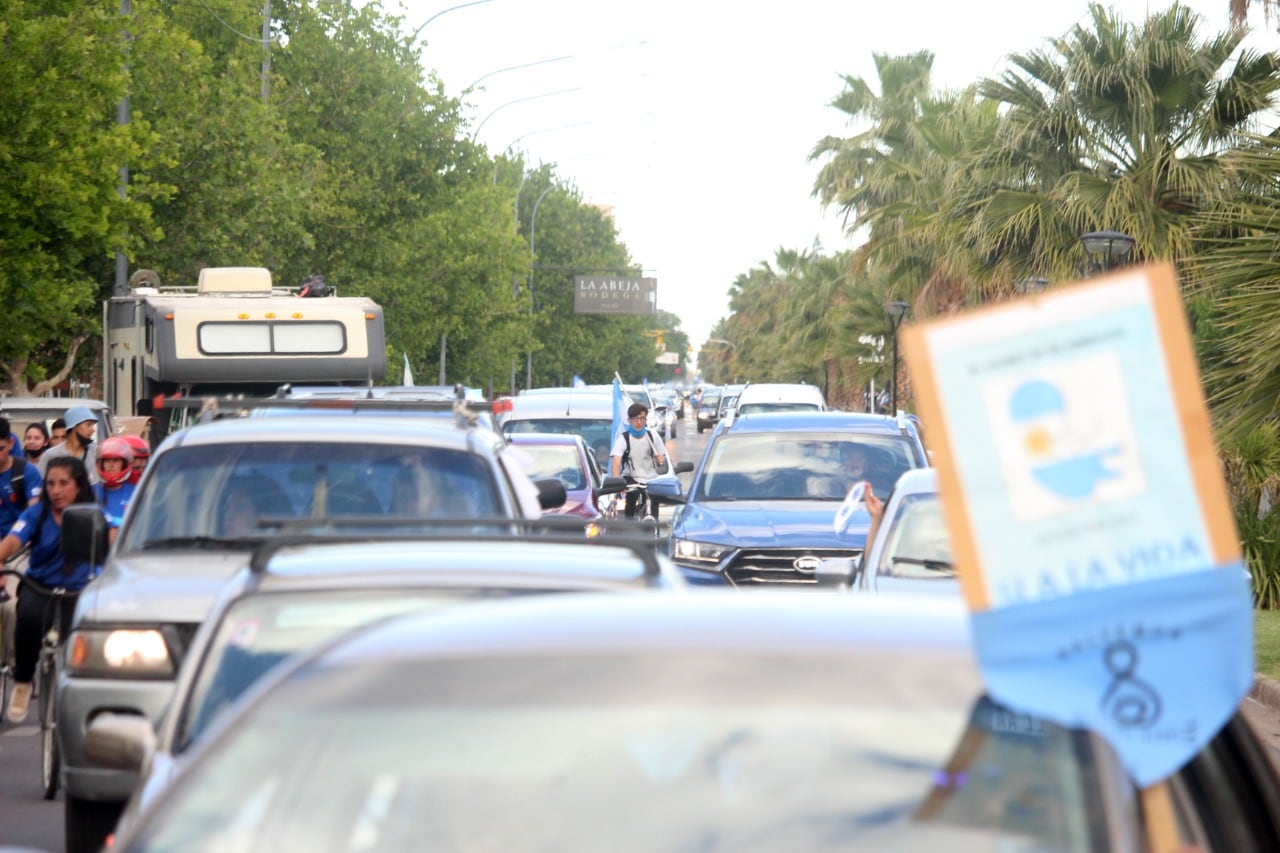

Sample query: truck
[103,267,387,438]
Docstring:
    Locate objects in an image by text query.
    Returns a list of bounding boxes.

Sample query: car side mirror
[645,473,685,504]
[62,505,110,566]
[84,712,157,772]
[533,478,567,511]
[816,557,857,589]
[673,461,694,475]
[596,475,627,498]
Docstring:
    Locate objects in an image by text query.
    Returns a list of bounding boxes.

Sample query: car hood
[673,500,869,549]
[78,551,251,625]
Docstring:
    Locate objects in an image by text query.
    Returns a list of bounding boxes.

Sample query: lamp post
[526,185,555,389]
[470,88,582,142]
[410,0,493,42]
[1079,230,1136,275]
[885,301,910,414]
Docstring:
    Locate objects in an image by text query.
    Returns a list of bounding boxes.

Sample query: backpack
[7,458,26,506]
[620,430,668,476]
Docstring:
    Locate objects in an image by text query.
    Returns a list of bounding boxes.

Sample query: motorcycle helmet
[122,435,151,485]
[97,436,135,488]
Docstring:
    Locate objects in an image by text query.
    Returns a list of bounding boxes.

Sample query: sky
[397,0,1280,352]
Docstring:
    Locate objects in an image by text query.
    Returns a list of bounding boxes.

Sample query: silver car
[105,591,1280,850]
[92,530,685,842]
[56,414,564,853]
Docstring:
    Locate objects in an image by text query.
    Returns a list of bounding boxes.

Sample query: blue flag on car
[572,374,586,388]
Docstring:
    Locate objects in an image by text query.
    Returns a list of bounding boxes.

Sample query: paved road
[0,715,63,851]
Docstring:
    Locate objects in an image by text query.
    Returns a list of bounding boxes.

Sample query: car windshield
[135,653,1117,851]
[515,444,588,491]
[176,588,555,751]
[695,433,916,501]
[120,442,502,550]
[699,392,721,410]
[503,419,614,468]
[877,492,955,578]
[735,402,822,415]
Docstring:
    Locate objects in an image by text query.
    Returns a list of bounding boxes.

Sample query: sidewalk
[1245,674,1280,774]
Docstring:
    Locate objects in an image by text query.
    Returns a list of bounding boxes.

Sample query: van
[733,383,827,415]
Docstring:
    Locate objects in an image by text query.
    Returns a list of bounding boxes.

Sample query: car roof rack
[245,515,667,578]
[154,394,493,431]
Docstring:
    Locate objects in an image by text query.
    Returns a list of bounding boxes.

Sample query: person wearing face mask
[38,406,100,485]
[610,402,670,519]
[23,422,50,464]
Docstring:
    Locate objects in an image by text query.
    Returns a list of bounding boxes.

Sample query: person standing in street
[39,406,100,485]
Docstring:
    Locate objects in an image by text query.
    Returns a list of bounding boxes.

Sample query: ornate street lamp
[885,300,910,413]
[1079,230,1136,274]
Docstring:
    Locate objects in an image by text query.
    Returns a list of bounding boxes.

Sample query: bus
[104,267,387,438]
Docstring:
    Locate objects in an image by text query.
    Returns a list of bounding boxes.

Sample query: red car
[506,433,626,520]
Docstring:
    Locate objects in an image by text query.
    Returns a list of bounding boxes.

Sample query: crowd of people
[0,406,151,722]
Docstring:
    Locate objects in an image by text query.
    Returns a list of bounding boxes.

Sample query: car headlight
[68,628,175,678]
[672,539,731,566]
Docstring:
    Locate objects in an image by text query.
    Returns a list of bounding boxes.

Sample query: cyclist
[0,457,100,722]
[121,435,151,485]
[609,403,670,519]
[93,437,137,542]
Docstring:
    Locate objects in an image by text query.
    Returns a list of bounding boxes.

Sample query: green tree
[0,1,157,392]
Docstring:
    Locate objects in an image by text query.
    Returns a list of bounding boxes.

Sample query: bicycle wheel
[0,665,10,724]
[39,654,59,799]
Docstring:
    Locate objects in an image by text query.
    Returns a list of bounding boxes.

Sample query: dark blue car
[650,410,929,585]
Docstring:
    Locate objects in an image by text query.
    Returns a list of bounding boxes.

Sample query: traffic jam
[2,262,1279,852]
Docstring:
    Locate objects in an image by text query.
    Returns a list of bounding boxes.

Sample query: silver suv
[56,414,563,853]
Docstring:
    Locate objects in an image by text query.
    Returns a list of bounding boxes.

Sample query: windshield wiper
[890,555,954,573]
[140,536,255,551]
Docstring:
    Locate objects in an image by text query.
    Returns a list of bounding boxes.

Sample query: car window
[120,442,502,549]
[503,418,614,467]
[138,656,1128,851]
[695,433,916,501]
[177,588,566,751]
[876,492,954,578]
[516,444,587,490]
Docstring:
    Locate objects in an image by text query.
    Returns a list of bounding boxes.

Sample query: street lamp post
[1079,230,1136,274]
[885,301,910,413]
[526,185,555,389]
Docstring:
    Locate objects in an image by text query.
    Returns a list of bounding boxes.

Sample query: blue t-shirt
[93,481,135,528]
[8,502,100,590]
[0,460,43,537]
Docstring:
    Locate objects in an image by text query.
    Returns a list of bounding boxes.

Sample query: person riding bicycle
[0,457,102,722]
[93,437,137,542]
[610,403,670,519]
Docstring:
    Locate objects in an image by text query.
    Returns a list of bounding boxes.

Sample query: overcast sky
[397,0,1280,352]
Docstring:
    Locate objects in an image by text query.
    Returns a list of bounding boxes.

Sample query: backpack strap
[620,432,633,472]
[10,458,24,503]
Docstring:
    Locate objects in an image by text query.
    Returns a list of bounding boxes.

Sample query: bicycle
[615,482,661,539]
[1,567,79,799]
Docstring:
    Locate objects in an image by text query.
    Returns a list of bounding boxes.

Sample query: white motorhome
[104,267,386,437]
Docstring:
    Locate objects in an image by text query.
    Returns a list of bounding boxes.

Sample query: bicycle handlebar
[0,569,78,597]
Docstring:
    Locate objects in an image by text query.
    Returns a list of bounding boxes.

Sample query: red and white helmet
[122,435,150,485]
[97,436,135,488]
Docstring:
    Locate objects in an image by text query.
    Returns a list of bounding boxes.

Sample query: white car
[854,467,956,595]
[733,382,827,415]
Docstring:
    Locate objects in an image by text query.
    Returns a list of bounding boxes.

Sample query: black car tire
[65,795,123,853]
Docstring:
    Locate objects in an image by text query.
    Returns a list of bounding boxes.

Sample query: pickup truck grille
[724,548,862,586]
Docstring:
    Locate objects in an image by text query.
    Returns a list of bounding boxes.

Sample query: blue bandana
[627,424,647,438]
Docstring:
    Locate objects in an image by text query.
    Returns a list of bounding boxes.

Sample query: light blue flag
[610,377,628,451]
[572,374,586,388]
[971,565,1252,786]
[402,352,415,387]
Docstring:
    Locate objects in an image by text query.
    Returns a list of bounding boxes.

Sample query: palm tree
[973,3,1280,281]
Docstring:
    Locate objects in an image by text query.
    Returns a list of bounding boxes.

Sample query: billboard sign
[573,276,656,315]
